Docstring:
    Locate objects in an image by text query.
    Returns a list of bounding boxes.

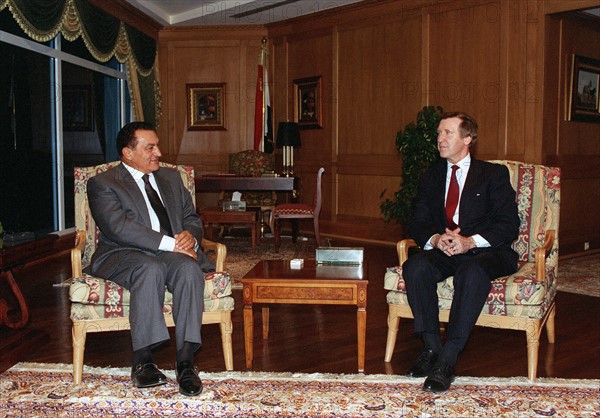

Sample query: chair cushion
[69,271,233,320]
[275,203,314,215]
[384,264,557,319]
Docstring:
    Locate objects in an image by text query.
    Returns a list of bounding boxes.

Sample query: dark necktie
[445,165,460,229]
[142,174,172,236]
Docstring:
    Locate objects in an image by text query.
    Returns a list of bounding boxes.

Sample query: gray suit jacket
[85,163,214,280]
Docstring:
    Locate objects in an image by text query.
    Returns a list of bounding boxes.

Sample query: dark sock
[132,346,153,368]
[422,332,443,354]
[177,342,199,367]
[438,340,460,366]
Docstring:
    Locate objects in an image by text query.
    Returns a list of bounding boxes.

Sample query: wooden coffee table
[198,206,259,254]
[241,259,368,372]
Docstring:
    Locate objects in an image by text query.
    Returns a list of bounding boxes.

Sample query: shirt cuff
[159,235,176,251]
[471,234,490,248]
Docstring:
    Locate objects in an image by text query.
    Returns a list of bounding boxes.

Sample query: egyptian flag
[253,40,273,153]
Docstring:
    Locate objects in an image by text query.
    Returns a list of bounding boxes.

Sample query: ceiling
[125,0,366,27]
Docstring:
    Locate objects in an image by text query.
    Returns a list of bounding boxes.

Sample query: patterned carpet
[1,363,598,417]
[557,252,600,297]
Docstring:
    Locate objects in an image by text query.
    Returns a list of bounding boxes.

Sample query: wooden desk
[195,175,295,192]
[0,234,59,329]
[241,259,368,373]
[198,207,260,254]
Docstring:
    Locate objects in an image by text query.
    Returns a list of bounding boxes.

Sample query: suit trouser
[403,248,517,361]
[101,250,205,352]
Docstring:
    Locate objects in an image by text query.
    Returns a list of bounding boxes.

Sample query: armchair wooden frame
[69,163,234,385]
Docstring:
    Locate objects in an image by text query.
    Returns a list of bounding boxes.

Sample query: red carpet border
[1,363,598,417]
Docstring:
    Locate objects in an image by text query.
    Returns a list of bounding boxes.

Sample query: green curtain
[0,0,160,126]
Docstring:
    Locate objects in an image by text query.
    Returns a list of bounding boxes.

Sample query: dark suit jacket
[407,158,520,252]
[86,163,214,279]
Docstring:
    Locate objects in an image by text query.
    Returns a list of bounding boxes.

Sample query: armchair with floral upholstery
[69,162,234,384]
[383,160,560,382]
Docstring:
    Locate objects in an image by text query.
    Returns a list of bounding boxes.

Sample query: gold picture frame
[187,83,226,130]
[568,55,600,123]
[293,76,322,129]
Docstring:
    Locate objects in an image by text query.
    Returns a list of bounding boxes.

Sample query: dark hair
[440,111,478,146]
[116,121,155,156]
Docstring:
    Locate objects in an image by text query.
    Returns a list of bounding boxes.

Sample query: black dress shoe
[131,363,167,388]
[176,362,203,396]
[405,349,439,378]
[423,361,455,393]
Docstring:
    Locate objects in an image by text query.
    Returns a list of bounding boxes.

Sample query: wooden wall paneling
[549,13,600,254]
[337,16,423,156]
[157,27,267,175]
[556,16,600,156]
[335,14,422,220]
[544,0,600,15]
[285,30,334,218]
[426,1,504,159]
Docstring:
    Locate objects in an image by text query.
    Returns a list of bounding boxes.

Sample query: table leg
[251,223,256,255]
[205,223,214,240]
[243,304,254,369]
[0,270,30,329]
[357,307,367,373]
[262,306,270,339]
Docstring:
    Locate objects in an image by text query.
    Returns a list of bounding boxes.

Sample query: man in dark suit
[403,111,520,392]
[86,121,212,396]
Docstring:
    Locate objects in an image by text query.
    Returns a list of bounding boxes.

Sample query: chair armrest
[397,239,418,265]
[534,230,555,282]
[201,238,227,272]
[71,230,87,278]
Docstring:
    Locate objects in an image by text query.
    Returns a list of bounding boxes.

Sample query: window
[0,13,130,234]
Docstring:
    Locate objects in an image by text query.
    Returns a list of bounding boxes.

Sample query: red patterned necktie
[445,165,460,229]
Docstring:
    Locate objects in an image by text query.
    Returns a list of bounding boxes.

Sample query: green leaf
[380,105,443,224]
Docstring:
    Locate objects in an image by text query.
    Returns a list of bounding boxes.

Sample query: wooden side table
[0,234,59,329]
[241,259,368,373]
[198,206,260,254]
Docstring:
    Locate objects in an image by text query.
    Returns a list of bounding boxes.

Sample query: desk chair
[274,167,324,250]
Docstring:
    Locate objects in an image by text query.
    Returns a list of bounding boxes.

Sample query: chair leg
[384,306,401,362]
[291,219,299,243]
[313,217,321,246]
[545,303,556,343]
[72,322,87,385]
[219,311,234,371]
[525,318,542,382]
[274,217,281,251]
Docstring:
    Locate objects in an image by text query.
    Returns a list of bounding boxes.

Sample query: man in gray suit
[86,121,211,396]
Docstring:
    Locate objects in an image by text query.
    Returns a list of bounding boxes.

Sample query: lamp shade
[276,122,301,148]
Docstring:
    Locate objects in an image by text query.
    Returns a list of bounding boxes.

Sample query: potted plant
[380,105,444,224]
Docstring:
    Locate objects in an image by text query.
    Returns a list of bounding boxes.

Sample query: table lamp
[276,121,301,176]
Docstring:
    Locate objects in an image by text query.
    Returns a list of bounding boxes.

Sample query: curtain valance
[1,0,160,125]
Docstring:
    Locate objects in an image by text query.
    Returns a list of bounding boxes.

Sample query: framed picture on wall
[63,85,93,131]
[293,76,322,129]
[568,54,600,123]
[187,83,226,130]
